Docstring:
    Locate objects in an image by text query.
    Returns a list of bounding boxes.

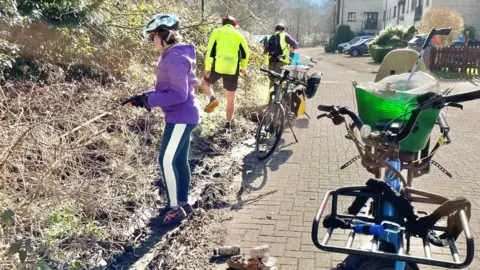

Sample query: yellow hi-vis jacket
[266,31,291,64]
[205,24,249,75]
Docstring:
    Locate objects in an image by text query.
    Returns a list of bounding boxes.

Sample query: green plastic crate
[355,87,440,152]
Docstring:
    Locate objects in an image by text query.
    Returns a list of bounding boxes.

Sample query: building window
[389,8,392,19]
[402,4,405,14]
[364,12,378,30]
[411,0,415,11]
[394,6,397,17]
[426,0,430,6]
[383,10,386,21]
[348,12,356,21]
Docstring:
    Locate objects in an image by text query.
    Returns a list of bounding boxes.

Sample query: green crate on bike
[355,72,442,153]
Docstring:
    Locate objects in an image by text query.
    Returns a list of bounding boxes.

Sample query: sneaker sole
[204,99,220,113]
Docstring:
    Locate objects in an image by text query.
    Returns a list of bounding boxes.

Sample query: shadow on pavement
[231,139,293,211]
[295,118,310,129]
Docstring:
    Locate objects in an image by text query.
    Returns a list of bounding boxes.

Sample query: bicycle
[255,54,319,160]
[311,88,480,269]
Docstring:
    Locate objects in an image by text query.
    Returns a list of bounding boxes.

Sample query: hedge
[369,45,395,63]
[368,25,417,63]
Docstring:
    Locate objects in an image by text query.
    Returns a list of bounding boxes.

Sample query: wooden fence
[428,46,480,74]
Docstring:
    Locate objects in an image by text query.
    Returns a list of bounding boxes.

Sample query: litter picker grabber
[403,27,452,90]
[58,95,150,142]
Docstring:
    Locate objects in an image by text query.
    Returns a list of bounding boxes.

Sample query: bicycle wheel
[255,103,285,160]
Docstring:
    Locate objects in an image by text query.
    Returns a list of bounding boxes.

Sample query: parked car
[408,33,478,51]
[338,35,375,52]
[407,34,428,52]
[345,38,374,56]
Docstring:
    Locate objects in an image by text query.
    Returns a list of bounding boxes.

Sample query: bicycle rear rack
[311,186,474,269]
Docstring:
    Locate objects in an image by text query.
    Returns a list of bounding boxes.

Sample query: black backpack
[267,33,283,61]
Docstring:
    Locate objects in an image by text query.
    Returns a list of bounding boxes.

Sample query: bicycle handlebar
[444,89,480,103]
[318,89,480,144]
[260,68,308,87]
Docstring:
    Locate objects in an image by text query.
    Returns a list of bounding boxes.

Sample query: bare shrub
[419,8,465,46]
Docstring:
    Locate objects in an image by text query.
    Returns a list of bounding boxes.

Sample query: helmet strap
[166,31,173,42]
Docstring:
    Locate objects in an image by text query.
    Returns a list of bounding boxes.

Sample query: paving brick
[277,265,297,270]
[290,216,303,226]
[316,252,332,267]
[275,219,290,231]
[274,230,302,238]
[242,229,259,242]
[259,225,275,236]
[298,258,315,269]
[257,236,287,243]
[268,242,286,257]
[288,226,311,233]
[285,237,301,251]
[284,250,315,259]
[301,232,312,245]
[276,257,298,266]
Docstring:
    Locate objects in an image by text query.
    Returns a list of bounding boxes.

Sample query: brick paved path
[219,51,480,270]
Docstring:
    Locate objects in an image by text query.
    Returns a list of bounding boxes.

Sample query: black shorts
[205,70,239,91]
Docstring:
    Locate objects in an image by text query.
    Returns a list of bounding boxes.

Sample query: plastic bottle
[213,245,241,257]
[250,244,270,259]
[291,52,300,66]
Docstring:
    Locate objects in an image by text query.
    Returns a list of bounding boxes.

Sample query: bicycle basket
[306,72,321,99]
[281,64,309,80]
[355,71,441,152]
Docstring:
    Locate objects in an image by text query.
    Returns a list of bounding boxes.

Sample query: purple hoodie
[145,44,201,125]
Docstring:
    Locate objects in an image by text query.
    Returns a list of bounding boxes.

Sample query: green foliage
[368,25,417,63]
[15,0,90,25]
[333,25,355,49]
[369,45,395,63]
[464,24,476,40]
[2,209,15,225]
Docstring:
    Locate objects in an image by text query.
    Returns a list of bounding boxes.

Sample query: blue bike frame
[383,159,406,270]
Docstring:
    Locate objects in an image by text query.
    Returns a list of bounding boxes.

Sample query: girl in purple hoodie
[126,14,201,226]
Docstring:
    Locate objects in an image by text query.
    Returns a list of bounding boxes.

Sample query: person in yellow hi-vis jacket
[200,14,249,131]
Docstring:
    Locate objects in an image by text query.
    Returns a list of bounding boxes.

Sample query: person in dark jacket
[125,13,201,226]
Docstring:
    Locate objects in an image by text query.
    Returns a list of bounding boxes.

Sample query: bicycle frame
[382,154,406,270]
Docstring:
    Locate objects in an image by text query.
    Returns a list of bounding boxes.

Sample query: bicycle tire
[255,104,285,160]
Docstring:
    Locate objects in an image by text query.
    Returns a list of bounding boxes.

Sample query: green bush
[369,45,395,63]
[464,24,476,40]
[333,25,355,49]
[368,25,417,63]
